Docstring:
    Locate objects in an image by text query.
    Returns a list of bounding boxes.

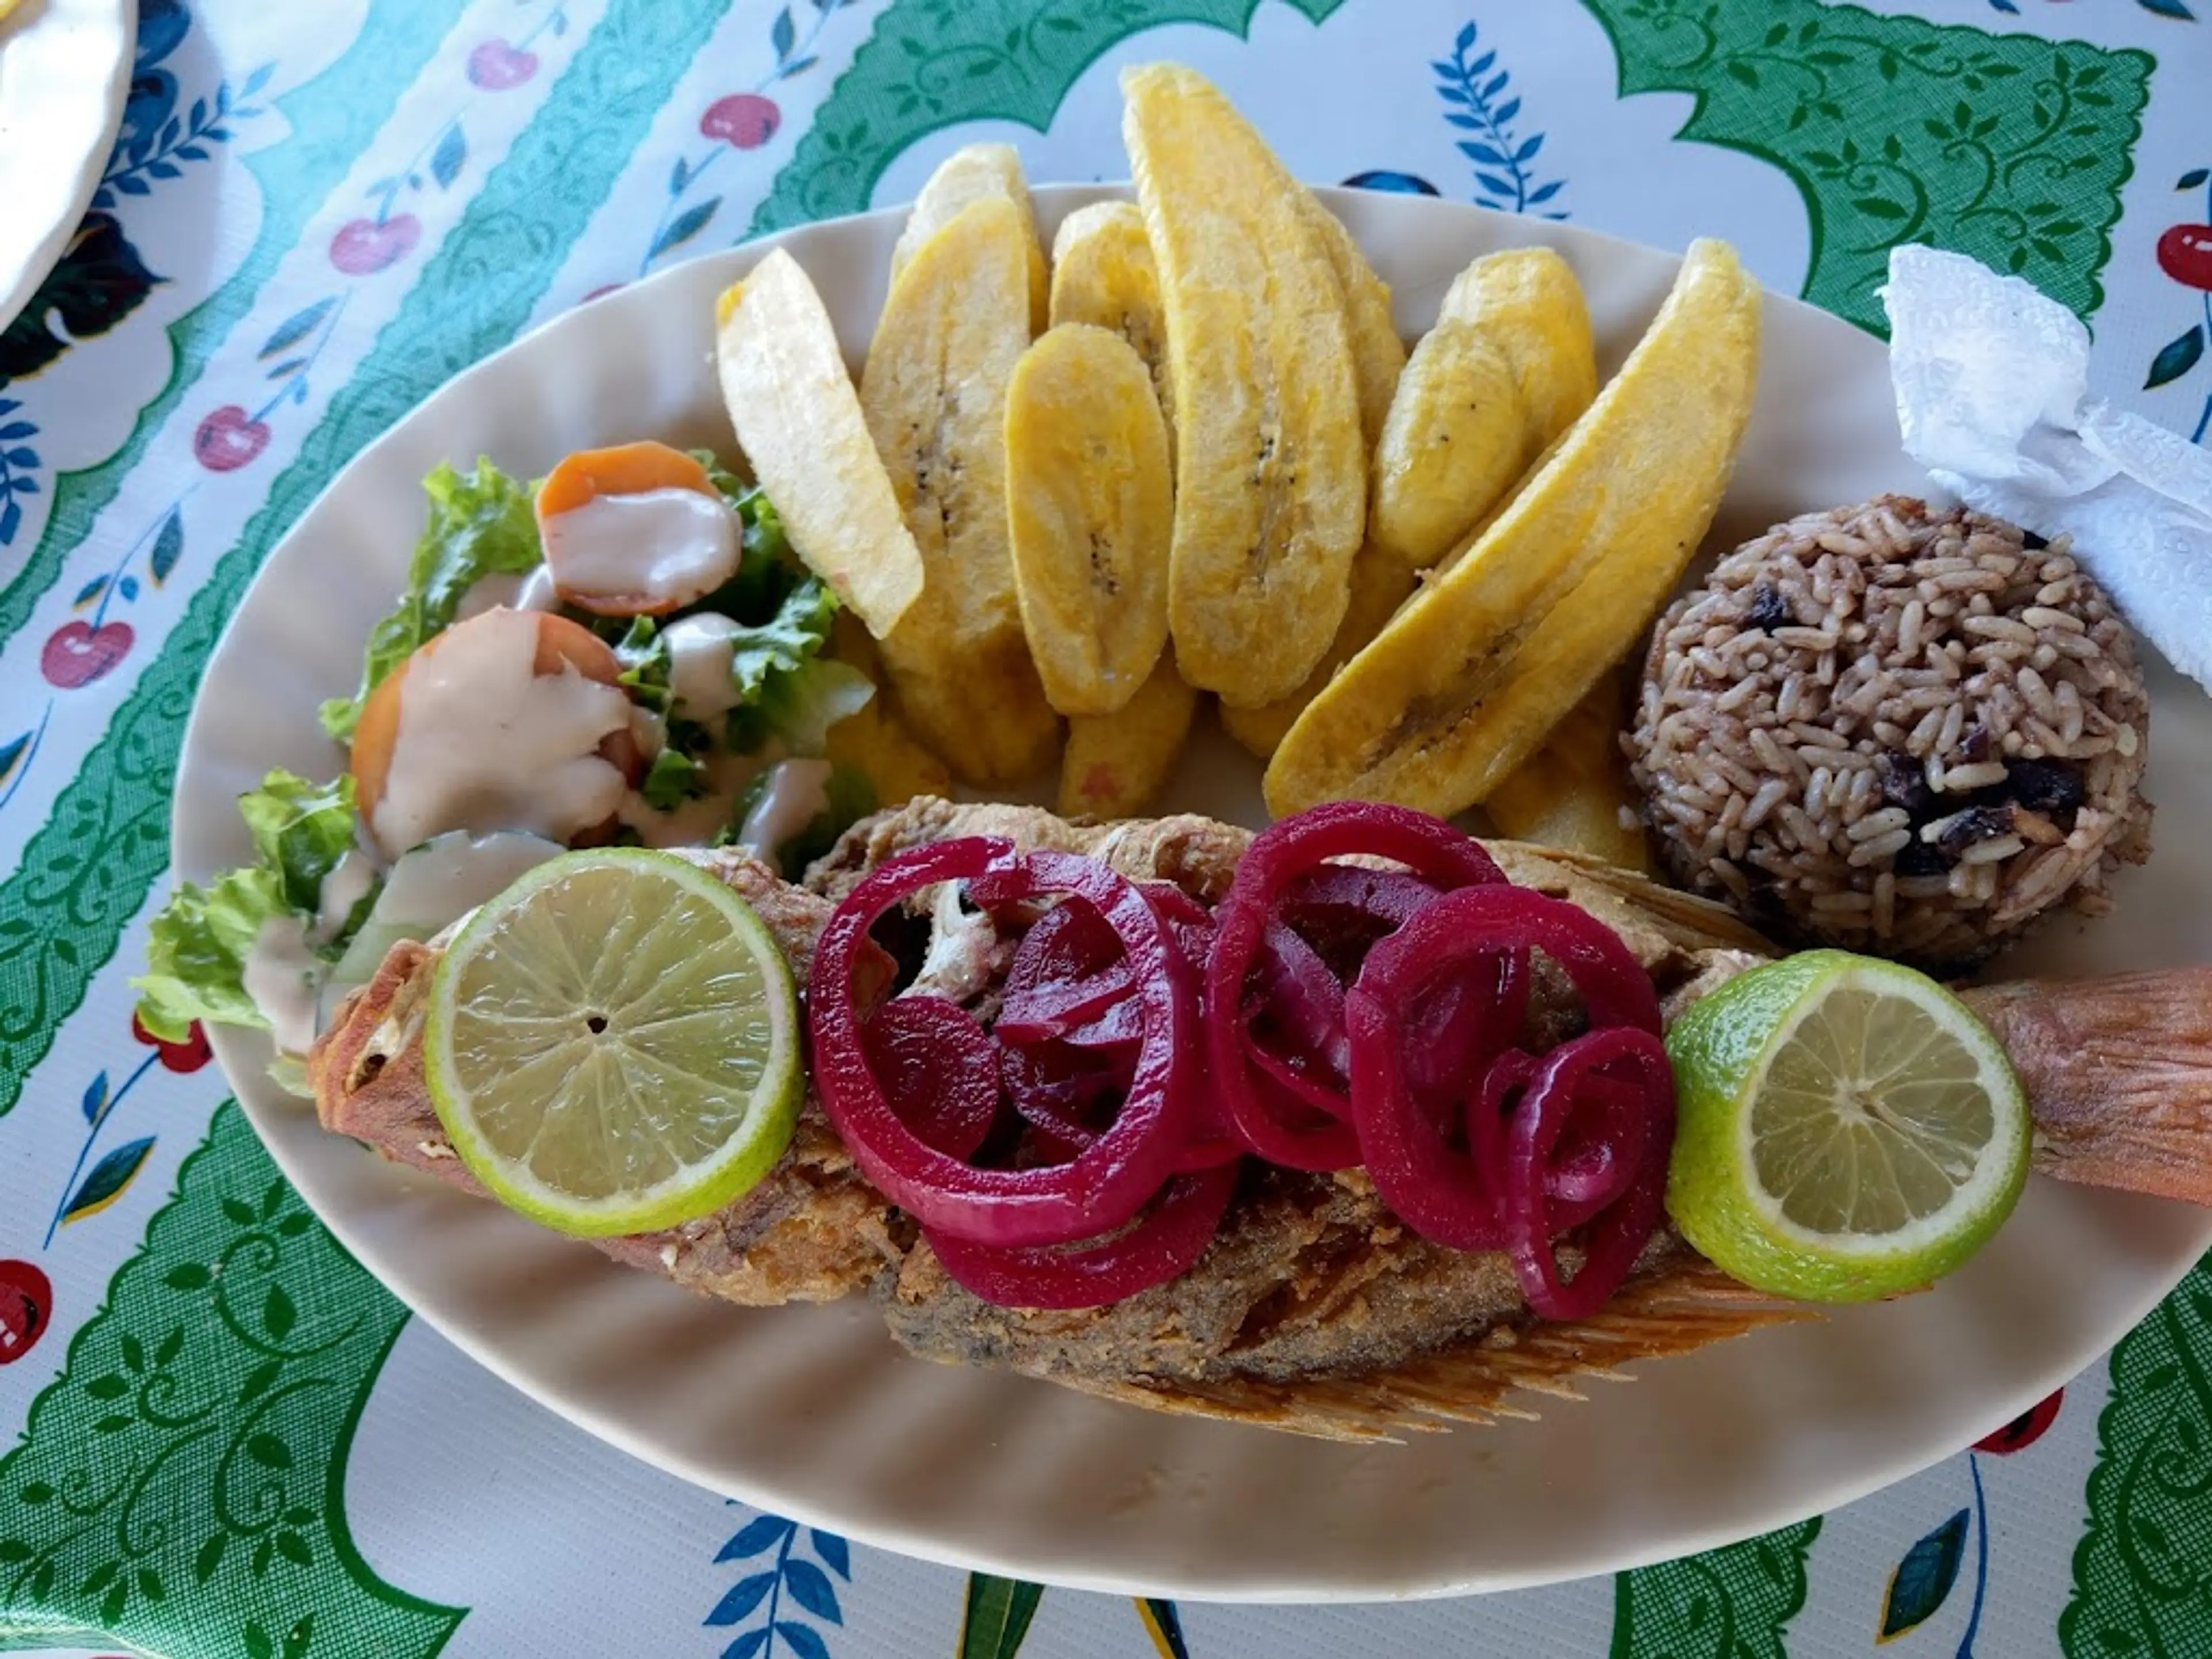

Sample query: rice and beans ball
[1626,496,2151,972]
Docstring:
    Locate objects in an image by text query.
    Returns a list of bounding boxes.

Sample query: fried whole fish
[309,799,2212,1441]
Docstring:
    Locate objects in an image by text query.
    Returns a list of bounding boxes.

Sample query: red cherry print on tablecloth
[0,1260,54,1366]
[193,404,270,472]
[701,93,780,149]
[42,620,134,688]
[1974,1387,2063,1455]
[467,39,538,90]
[2157,224,2212,291]
[331,213,422,276]
[132,1012,213,1073]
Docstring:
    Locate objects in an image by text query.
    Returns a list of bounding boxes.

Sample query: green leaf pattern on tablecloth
[0,1104,465,1656]
[2062,1256,2212,1657]
[1579,0,2150,334]
[956,1573,1043,1659]
[1609,1520,1821,1657]
[747,0,1347,236]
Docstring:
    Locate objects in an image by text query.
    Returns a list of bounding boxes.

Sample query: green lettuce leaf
[237,770,361,914]
[638,744,710,812]
[319,458,542,741]
[679,475,793,623]
[134,866,284,1042]
[724,576,874,755]
[132,770,367,1041]
[777,763,876,877]
[751,658,875,757]
[613,615,672,713]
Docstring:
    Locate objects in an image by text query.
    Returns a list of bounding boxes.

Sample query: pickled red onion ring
[1502,1027,1674,1320]
[1354,882,1662,1037]
[1207,802,1510,1170]
[1540,1074,1646,1225]
[995,898,1133,1044]
[1399,950,1531,1130]
[1347,882,1662,1252]
[996,878,1236,1172]
[998,1039,1115,1146]
[1132,882,1244,1173]
[1347,999,1510,1250]
[923,1164,1238,1310]
[1279,864,1438,932]
[1138,880,1217,967]
[862,995,998,1160]
[809,838,1198,1247]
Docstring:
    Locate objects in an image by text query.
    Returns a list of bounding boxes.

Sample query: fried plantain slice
[1058,649,1201,820]
[1005,324,1175,717]
[1296,190,1406,452]
[1122,62,1366,708]
[817,611,951,808]
[1266,238,1760,818]
[714,251,923,638]
[863,194,1059,785]
[1370,327,1531,571]
[1372,249,1596,571]
[1048,200,1175,464]
[1218,548,1416,760]
[889,143,1050,336]
[1440,249,1598,463]
[1483,672,1652,873]
[824,696,955,809]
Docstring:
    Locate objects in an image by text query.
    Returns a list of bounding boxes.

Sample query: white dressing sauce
[628,704,668,761]
[738,759,832,859]
[516,564,559,612]
[661,613,743,719]
[319,831,567,1031]
[244,915,321,1056]
[378,829,567,929]
[617,747,756,849]
[541,490,739,610]
[453,563,559,620]
[310,849,380,948]
[369,606,632,859]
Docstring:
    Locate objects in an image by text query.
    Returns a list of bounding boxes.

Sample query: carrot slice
[352,612,639,827]
[535,441,718,518]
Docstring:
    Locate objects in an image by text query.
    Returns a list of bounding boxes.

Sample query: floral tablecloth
[3,1,2210,1654]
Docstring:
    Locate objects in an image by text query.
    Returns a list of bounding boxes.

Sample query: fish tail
[1964,968,2212,1208]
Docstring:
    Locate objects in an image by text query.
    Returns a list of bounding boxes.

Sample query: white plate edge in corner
[0,0,137,332]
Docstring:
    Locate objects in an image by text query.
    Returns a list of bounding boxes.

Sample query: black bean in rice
[1625,496,2152,972]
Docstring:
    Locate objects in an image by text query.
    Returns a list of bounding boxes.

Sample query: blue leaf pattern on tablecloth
[61,1137,157,1226]
[810,1530,850,1580]
[1433,19,1567,218]
[1881,1508,1969,1639]
[707,1508,849,1656]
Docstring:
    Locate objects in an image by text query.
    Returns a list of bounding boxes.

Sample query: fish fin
[1485,840,1777,956]
[1967,968,2212,1207]
[1016,1259,1812,1443]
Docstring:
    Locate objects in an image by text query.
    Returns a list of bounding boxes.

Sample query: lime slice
[423,848,802,1238]
[1665,950,2028,1302]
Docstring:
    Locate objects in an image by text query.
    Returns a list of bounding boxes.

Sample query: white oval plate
[176,188,2212,1601]
[0,0,135,332]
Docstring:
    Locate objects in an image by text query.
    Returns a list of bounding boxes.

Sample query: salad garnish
[137,444,880,1070]
[136,770,368,1045]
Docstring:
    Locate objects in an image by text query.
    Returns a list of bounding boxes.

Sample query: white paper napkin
[1881,244,2212,692]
